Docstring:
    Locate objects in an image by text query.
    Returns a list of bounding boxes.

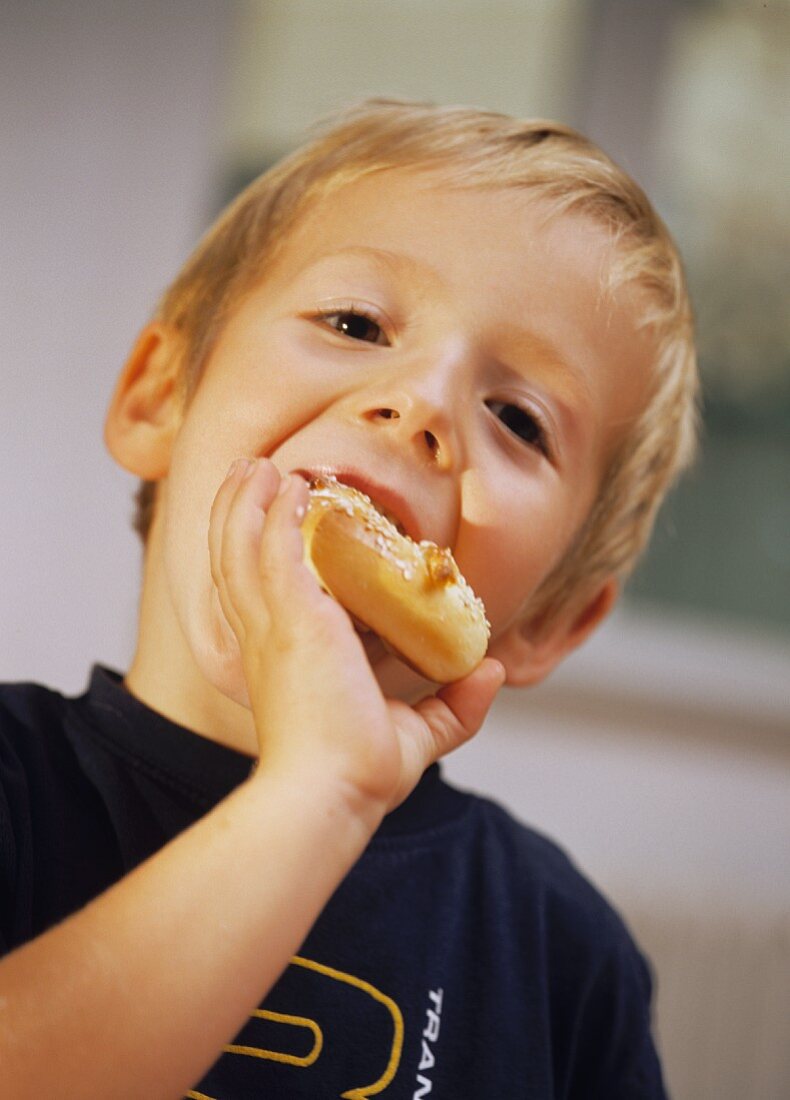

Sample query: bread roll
[301,476,490,682]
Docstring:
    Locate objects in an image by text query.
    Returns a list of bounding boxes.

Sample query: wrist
[247,757,387,848]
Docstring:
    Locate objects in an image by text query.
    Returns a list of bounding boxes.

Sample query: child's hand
[209,458,505,817]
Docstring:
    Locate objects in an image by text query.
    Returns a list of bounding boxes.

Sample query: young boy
[0,99,696,1097]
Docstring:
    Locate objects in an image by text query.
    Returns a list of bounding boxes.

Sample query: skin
[112,170,653,758]
[0,171,657,1099]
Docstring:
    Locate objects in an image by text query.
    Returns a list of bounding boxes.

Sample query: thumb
[413,658,506,764]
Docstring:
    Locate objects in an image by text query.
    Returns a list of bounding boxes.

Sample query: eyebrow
[303,246,594,404]
[496,324,596,407]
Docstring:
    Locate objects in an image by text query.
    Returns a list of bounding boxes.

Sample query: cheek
[456,479,587,636]
[159,444,255,709]
[155,402,247,671]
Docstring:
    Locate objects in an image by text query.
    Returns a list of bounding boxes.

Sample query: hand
[208,458,505,817]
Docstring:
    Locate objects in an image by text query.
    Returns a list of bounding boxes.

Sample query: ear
[104,322,184,479]
[488,578,619,687]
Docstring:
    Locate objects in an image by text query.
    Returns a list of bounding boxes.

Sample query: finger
[208,459,257,637]
[208,459,251,588]
[219,459,282,623]
[254,473,324,620]
[412,658,506,763]
[258,472,363,658]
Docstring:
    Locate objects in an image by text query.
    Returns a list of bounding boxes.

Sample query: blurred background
[1,1,788,1095]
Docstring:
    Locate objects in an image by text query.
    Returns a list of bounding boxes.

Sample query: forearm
[0,768,382,1100]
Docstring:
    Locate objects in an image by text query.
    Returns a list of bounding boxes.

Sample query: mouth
[294,467,424,544]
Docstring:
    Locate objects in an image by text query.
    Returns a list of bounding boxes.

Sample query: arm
[0,461,504,1099]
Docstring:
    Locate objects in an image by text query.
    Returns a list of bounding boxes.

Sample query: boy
[0,99,696,1097]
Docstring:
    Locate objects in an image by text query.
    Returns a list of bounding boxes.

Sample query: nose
[367,406,442,462]
[356,368,464,470]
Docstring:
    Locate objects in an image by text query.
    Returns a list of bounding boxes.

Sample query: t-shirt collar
[80,665,468,839]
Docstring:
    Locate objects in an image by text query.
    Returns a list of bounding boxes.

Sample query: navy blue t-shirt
[0,666,668,1097]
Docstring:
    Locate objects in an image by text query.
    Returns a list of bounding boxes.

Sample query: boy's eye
[320,309,388,345]
[487,400,549,455]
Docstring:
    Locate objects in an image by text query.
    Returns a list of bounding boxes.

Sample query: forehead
[274,169,646,335]
[261,170,655,427]
[284,169,612,280]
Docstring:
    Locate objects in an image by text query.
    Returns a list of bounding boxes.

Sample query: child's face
[138,171,654,718]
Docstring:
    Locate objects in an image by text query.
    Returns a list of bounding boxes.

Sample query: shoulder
[0,676,79,822]
[0,675,102,847]
[459,788,656,1003]
[468,790,630,934]
[0,677,74,779]
[461,790,665,1094]
[0,676,72,765]
[0,675,136,950]
[0,676,70,737]
[0,679,75,945]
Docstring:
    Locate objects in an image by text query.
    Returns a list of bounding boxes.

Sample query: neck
[124,516,259,758]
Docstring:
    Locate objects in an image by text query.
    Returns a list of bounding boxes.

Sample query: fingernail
[241,458,258,479]
[276,473,292,496]
[225,459,243,479]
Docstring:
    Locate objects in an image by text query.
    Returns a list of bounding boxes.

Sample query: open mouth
[298,469,415,541]
[367,498,408,537]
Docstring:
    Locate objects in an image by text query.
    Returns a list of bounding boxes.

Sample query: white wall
[1,0,231,691]
[224,0,587,161]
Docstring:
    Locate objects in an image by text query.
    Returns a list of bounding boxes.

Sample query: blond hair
[133,98,698,624]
